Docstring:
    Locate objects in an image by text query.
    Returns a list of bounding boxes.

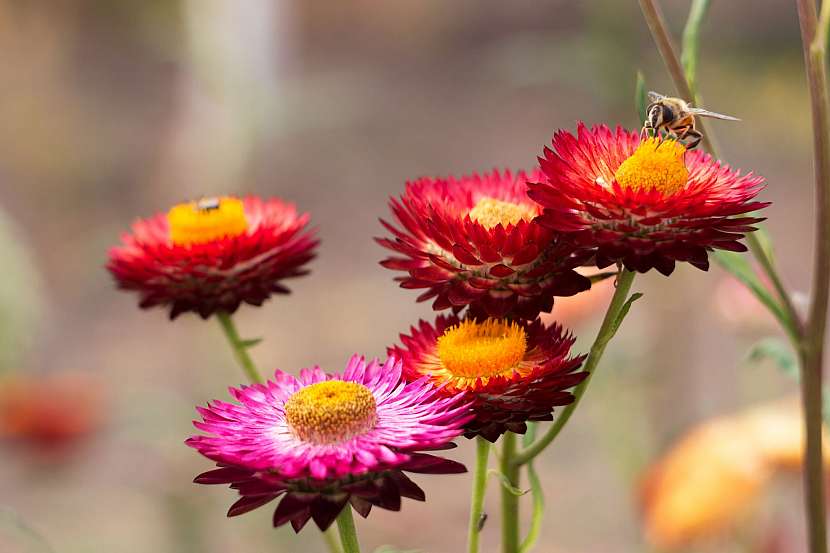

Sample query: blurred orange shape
[540,270,615,330]
[640,398,828,549]
[0,371,103,453]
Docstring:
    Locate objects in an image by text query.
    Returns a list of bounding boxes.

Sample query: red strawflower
[377,170,591,320]
[528,124,768,275]
[388,315,586,442]
[107,196,318,319]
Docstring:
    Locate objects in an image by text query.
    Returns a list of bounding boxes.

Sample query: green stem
[215,313,341,553]
[640,0,804,346]
[680,0,710,99]
[637,0,713,152]
[467,437,490,553]
[335,507,361,553]
[796,0,830,552]
[323,528,343,553]
[640,1,828,551]
[216,311,263,384]
[500,432,521,553]
[512,269,636,467]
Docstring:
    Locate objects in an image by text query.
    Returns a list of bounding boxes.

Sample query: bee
[643,91,739,149]
[196,197,221,211]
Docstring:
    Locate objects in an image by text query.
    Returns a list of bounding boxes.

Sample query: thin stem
[681,0,710,99]
[796,0,830,551]
[500,432,521,553]
[640,0,827,550]
[335,507,361,553]
[512,269,636,467]
[639,0,804,344]
[747,238,804,342]
[467,437,491,553]
[637,0,713,152]
[323,528,343,553]
[215,311,263,384]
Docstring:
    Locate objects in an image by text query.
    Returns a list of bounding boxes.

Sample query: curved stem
[467,437,490,553]
[796,0,830,551]
[335,507,361,553]
[512,269,636,467]
[216,311,264,384]
[500,432,521,553]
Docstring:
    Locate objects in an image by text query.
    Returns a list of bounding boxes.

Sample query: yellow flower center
[437,319,528,378]
[284,381,377,444]
[469,197,536,229]
[167,197,248,246]
[614,138,689,195]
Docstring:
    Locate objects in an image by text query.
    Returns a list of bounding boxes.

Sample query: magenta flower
[187,355,472,532]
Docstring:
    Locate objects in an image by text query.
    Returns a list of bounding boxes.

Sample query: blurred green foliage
[0,208,43,374]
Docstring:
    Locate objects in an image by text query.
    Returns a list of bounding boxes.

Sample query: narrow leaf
[240,337,263,349]
[0,508,55,553]
[610,292,643,337]
[712,250,791,331]
[589,271,618,285]
[518,460,545,553]
[635,71,649,124]
[487,469,529,497]
[745,337,798,380]
[681,0,711,99]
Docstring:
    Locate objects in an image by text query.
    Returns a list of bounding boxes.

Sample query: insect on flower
[643,91,739,149]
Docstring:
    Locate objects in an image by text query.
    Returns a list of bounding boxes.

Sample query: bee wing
[647,91,665,103]
[687,107,740,121]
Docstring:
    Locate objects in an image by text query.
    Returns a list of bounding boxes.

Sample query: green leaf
[635,71,649,124]
[240,337,263,349]
[609,292,643,337]
[488,469,529,497]
[522,421,538,447]
[752,226,777,266]
[519,459,545,553]
[743,338,830,427]
[745,337,799,380]
[681,0,711,100]
[712,250,790,331]
[588,271,618,285]
[0,508,55,553]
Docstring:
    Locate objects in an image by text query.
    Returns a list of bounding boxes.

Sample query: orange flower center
[614,138,689,195]
[284,381,377,444]
[167,197,248,246]
[469,197,536,229]
[437,319,527,378]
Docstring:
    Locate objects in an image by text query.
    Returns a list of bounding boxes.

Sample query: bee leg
[683,129,703,150]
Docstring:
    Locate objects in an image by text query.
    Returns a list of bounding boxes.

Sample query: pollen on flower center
[437,319,528,378]
[469,197,536,229]
[167,197,248,246]
[284,381,377,444]
[614,137,689,195]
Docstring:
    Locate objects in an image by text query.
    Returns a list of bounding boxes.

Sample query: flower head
[107,196,318,319]
[377,170,591,320]
[528,124,768,275]
[640,398,830,549]
[187,356,471,532]
[389,315,585,441]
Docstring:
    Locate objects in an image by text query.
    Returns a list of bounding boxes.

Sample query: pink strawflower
[188,355,471,532]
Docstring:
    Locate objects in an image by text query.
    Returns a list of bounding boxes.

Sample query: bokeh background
[0,1,817,552]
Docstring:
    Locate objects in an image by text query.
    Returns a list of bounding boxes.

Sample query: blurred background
[0,1,818,552]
